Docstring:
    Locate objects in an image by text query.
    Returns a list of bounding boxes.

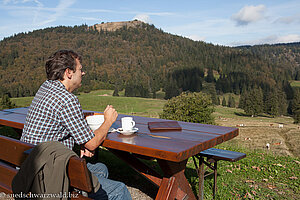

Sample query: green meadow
[11,89,166,118]
[4,90,299,199]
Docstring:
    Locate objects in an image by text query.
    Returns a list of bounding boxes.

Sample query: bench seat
[0,135,93,200]
[199,148,246,162]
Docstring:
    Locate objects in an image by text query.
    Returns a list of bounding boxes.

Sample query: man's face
[71,59,85,90]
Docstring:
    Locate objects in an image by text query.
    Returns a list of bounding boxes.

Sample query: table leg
[157,159,197,200]
[156,177,178,200]
[108,148,197,200]
[198,157,205,200]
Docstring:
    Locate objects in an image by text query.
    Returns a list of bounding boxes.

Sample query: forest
[0,21,300,119]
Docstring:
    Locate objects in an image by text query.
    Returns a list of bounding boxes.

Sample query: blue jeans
[87,163,132,200]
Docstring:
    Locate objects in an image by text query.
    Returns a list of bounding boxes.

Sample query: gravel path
[127,186,154,200]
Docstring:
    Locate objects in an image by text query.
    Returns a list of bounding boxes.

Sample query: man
[21,50,131,200]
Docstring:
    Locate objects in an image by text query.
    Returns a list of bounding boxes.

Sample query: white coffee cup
[121,117,135,131]
[86,115,104,131]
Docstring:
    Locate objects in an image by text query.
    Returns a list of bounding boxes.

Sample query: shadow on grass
[234,112,248,117]
[89,151,215,199]
[234,112,276,118]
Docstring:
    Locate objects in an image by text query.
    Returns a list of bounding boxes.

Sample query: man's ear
[65,68,73,79]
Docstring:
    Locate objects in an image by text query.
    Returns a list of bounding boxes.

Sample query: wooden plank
[0,118,24,130]
[155,177,177,200]
[0,183,13,194]
[68,156,93,192]
[0,162,18,194]
[157,160,197,200]
[0,135,34,166]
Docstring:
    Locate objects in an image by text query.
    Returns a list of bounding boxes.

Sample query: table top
[0,107,238,162]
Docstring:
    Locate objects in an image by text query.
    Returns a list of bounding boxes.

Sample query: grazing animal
[266,143,270,150]
[273,141,282,145]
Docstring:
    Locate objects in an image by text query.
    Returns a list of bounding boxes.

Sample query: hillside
[0,21,300,98]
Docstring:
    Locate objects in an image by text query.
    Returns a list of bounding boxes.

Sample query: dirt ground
[216,116,300,158]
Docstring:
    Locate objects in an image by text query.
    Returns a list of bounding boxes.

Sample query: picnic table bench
[0,135,93,200]
[193,148,246,198]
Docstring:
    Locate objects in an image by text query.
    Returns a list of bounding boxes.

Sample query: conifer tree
[228,95,235,108]
[0,94,15,110]
[291,89,300,123]
[164,78,180,100]
[205,68,215,83]
[242,86,264,116]
[217,97,220,105]
[239,90,247,109]
[264,90,279,117]
[113,87,119,96]
[277,88,288,115]
[222,97,227,106]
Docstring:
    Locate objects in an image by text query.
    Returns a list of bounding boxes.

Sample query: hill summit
[91,20,144,32]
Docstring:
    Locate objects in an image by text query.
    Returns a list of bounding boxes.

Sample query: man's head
[46,50,85,92]
[45,50,82,81]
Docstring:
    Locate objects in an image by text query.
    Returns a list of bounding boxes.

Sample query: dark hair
[45,50,82,80]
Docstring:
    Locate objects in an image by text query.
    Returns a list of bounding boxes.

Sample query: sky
[0,0,300,46]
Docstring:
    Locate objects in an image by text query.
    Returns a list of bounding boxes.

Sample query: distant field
[77,90,166,117]
[11,89,166,118]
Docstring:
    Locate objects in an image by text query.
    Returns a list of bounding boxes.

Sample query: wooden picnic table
[0,107,238,200]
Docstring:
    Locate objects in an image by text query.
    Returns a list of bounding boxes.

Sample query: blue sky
[1,0,300,46]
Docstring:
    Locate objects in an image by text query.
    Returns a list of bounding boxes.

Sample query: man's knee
[87,162,109,178]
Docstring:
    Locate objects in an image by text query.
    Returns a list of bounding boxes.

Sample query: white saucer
[117,127,139,135]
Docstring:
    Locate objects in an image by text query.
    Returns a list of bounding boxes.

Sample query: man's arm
[84,105,118,151]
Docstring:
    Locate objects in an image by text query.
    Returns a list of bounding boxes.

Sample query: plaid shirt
[21,80,94,149]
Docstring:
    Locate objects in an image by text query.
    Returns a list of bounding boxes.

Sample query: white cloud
[274,34,300,43]
[232,5,266,26]
[231,34,300,46]
[133,14,151,23]
[36,0,76,25]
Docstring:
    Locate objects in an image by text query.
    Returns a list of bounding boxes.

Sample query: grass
[5,92,300,199]
[185,141,300,199]
[214,105,294,124]
[77,90,166,118]
[290,80,300,88]
[11,89,167,118]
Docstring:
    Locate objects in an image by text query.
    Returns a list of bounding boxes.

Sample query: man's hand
[80,145,95,158]
[83,105,118,151]
[103,105,118,125]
